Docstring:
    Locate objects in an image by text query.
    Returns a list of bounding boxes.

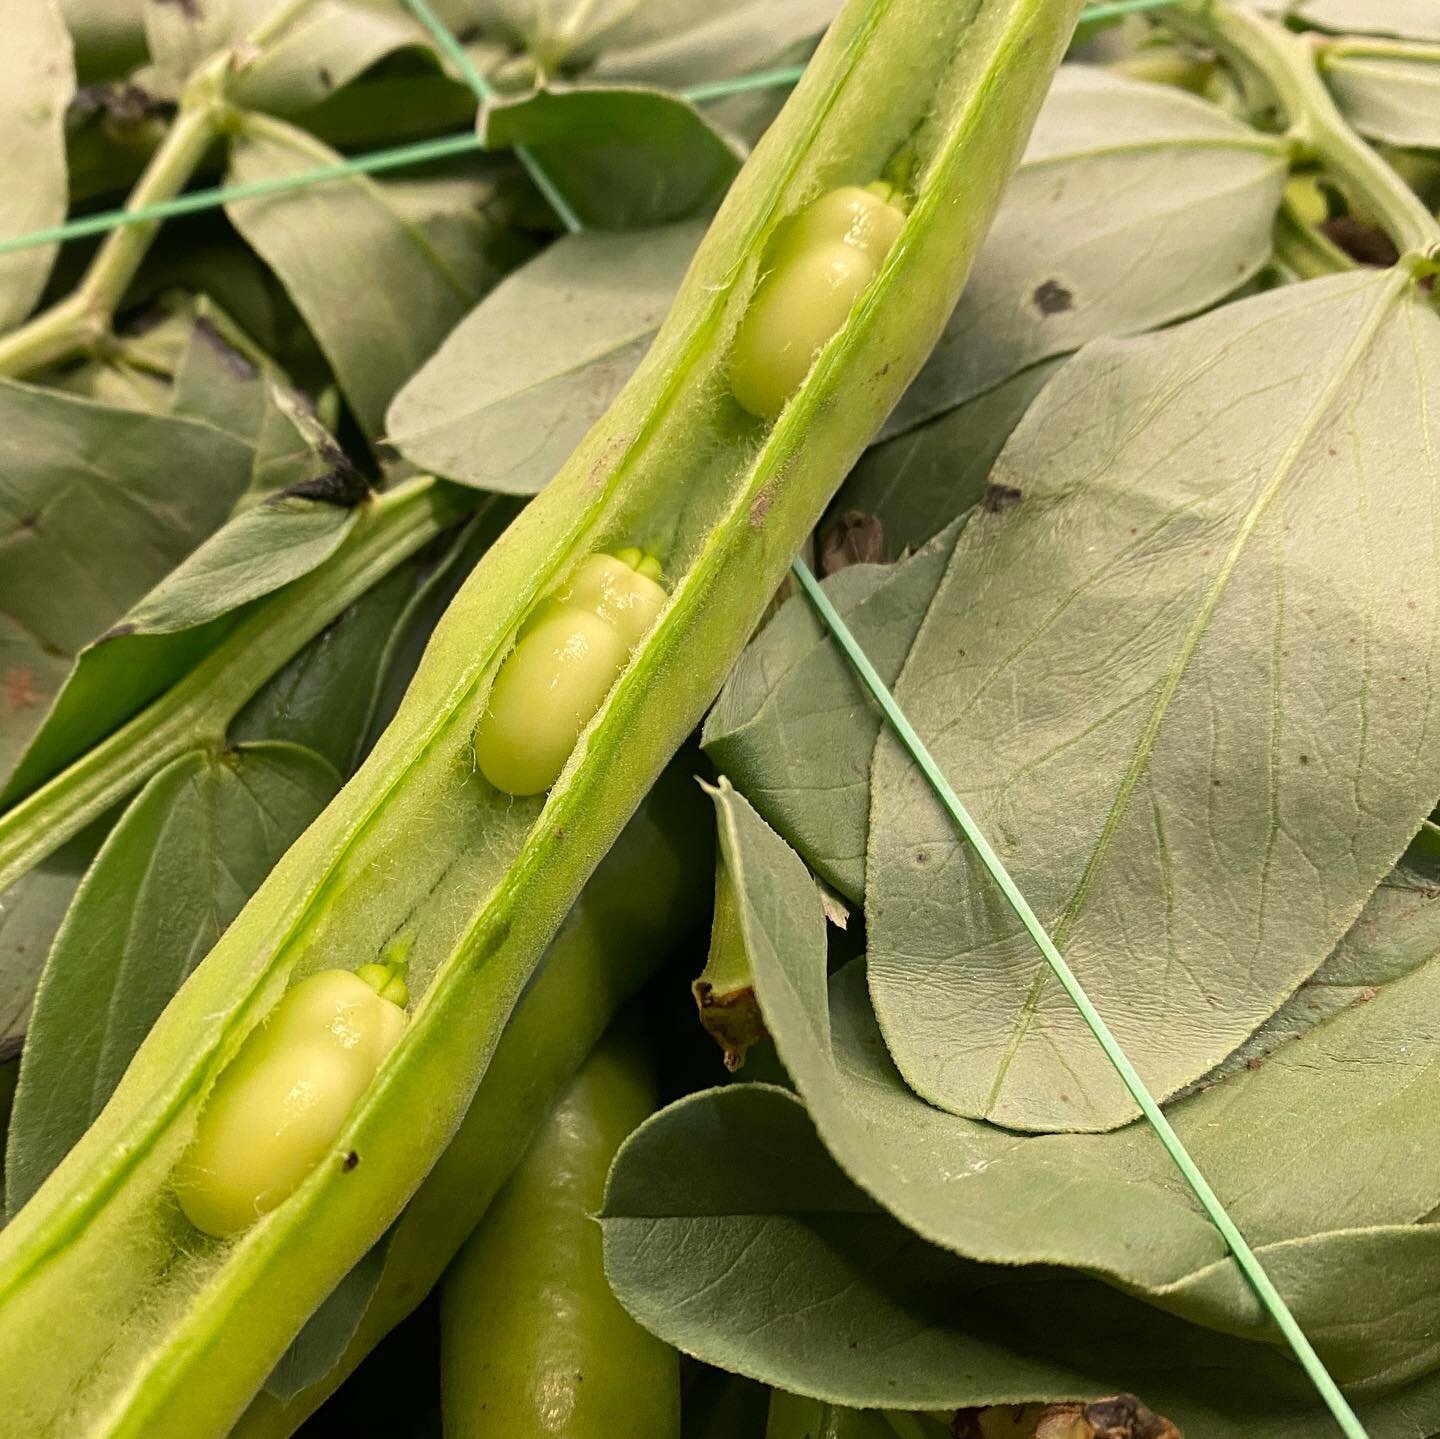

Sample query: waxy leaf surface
[387,223,703,491]
[0,386,254,794]
[602,1082,1440,1434]
[0,0,72,333]
[1324,44,1440,148]
[868,271,1440,1130]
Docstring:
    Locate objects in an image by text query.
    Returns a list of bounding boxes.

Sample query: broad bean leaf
[227,2,433,116]
[882,67,1288,440]
[475,0,837,83]
[0,1,73,334]
[709,782,1440,1382]
[4,741,338,1217]
[1187,820,1440,1089]
[1275,0,1440,42]
[603,1083,1440,1437]
[0,385,253,794]
[480,85,742,229]
[225,114,495,436]
[868,271,1440,1131]
[1323,44,1440,149]
[833,360,1060,553]
[61,0,148,81]
[703,521,962,901]
[0,820,109,1064]
[387,222,703,491]
[583,1,839,87]
[1,403,357,806]
[229,539,439,773]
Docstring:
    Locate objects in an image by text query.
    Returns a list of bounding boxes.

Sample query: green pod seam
[0,2,1080,1432]
[232,760,708,1439]
[440,1024,677,1439]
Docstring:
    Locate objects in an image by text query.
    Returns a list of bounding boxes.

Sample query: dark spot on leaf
[1409,599,1418,610]
[151,0,201,17]
[193,316,259,380]
[342,1151,360,1171]
[1299,753,1309,765]
[1032,278,1073,315]
[981,482,1022,513]
[820,510,887,575]
[915,852,927,865]
[318,65,334,89]
[1246,1057,1263,1070]
[1212,778,1221,786]
[749,487,774,527]
[1320,216,1399,268]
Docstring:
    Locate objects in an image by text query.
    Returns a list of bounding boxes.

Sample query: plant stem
[0,478,477,895]
[0,0,324,380]
[1166,0,1440,258]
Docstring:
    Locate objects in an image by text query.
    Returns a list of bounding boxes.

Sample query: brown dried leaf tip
[691,981,767,1072]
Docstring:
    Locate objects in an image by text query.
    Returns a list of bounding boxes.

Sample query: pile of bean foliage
[2,0,1439,1436]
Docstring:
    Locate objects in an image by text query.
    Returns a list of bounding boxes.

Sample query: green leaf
[5,742,339,1217]
[601,1082,1440,1436]
[225,113,495,436]
[227,2,434,116]
[1281,0,1440,42]
[480,85,743,228]
[581,0,838,86]
[883,66,1288,439]
[0,0,73,333]
[1185,819,1440,1089]
[832,360,1060,554]
[709,781,1440,1383]
[228,528,460,774]
[0,819,109,1063]
[0,385,255,793]
[1323,42,1440,149]
[703,521,962,902]
[868,271,1440,1131]
[1,408,359,808]
[386,222,704,491]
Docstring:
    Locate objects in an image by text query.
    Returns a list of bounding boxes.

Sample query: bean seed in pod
[474,551,668,796]
[728,184,906,420]
[175,968,408,1238]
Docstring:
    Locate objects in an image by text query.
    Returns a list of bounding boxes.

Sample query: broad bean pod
[233,761,707,1438]
[440,1025,676,1438]
[0,2,1081,1432]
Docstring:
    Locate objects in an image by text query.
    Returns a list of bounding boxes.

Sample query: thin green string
[788,562,1367,1439]
[0,132,486,258]
[399,0,586,234]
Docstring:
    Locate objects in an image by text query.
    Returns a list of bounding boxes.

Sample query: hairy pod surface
[0,1,1082,1432]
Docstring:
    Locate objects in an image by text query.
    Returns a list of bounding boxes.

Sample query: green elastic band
[400,0,586,235]
[788,558,1367,1439]
[0,132,485,259]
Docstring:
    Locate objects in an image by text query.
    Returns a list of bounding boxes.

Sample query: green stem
[1273,201,1355,278]
[1166,1,1440,258]
[0,0,324,380]
[0,478,475,895]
